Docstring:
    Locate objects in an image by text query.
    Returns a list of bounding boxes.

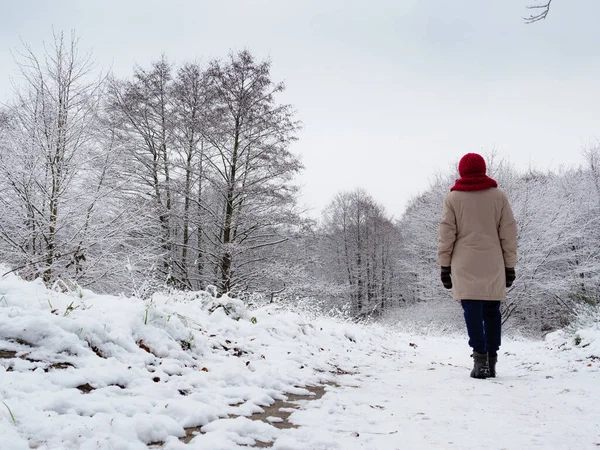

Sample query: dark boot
[488,354,497,378]
[470,351,489,379]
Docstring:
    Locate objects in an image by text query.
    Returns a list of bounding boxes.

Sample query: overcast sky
[1,0,599,218]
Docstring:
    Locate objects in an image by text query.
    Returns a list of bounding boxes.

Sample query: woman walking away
[438,153,518,379]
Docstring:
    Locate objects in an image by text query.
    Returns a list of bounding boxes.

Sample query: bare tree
[107,56,176,281]
[0,31,114,285]
[171,62,212,289]
[106,52,303,296]
[321,189,398,316]
[202,50,302,294]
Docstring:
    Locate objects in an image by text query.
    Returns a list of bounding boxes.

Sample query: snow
[0,266,599,449]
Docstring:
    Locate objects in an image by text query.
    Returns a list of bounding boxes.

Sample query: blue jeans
[461,300,501,356]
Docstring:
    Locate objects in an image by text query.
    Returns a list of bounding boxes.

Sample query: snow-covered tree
[201,51,303,295]
[0,32,129,288]
[319,189,399,316]
[394,150,600,333]
[107,56,177,283]
[107,51,303,296]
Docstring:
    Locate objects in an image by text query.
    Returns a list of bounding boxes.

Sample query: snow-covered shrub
[204,294,248,321]
[566,302,600,335]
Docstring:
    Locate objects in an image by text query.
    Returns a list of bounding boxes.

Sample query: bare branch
[524,0,553,24]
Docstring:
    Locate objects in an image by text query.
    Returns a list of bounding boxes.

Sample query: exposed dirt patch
[86,341,106,358]
[0,348,74,372]
[45,362,75,371]
[76,383,95,393]
[180,426,204,444]
[0,349,17,359]
[137,339,154,354]
[331,366,357,376]
[242,383,337,448]
[250,440,275,448]
[315,365,358,376]
[8,338,34,347]
[141,380,344,448]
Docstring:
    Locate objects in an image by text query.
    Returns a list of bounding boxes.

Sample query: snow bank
[544,304,600,370]
[0,267,400,449]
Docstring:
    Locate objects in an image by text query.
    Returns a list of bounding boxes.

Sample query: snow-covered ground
[1,268,599,450]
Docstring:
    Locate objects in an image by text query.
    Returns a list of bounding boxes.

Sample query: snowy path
[274,335,600,450]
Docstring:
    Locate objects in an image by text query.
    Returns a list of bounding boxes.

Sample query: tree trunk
[180,135,194,289]
[219,122,240,294]
[196,142,205,289]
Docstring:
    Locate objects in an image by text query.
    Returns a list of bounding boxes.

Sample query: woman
[438,153,518,379]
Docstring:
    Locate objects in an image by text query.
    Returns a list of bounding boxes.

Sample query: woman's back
[438,183,517,301]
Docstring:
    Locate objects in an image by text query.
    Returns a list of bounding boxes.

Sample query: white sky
[1,0,599,218]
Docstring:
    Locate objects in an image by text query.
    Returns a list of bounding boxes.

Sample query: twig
[335,428,398,435]
[524,0,553,24]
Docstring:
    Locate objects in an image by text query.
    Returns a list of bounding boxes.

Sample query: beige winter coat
[438,188,518,301]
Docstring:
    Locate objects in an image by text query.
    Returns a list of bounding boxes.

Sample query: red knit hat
[450,153,498,192]
[458,153,487,177]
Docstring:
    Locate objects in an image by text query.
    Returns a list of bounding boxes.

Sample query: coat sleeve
[499,193,518,267]
[438,194,457,267]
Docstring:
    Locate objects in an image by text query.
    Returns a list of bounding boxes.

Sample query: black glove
[441,266,452,289]
[505,267,515,288]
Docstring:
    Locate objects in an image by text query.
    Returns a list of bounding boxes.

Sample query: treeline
[302,150,600,331]
[1,32,598,332]
[395,151,600,332]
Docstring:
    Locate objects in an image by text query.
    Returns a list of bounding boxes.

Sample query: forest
[1,32,598,334]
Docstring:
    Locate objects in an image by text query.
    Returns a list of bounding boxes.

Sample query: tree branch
[524,0,553,24]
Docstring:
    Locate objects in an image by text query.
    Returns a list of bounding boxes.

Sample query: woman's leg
[482,301,502,356]
[461,300,486,353]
